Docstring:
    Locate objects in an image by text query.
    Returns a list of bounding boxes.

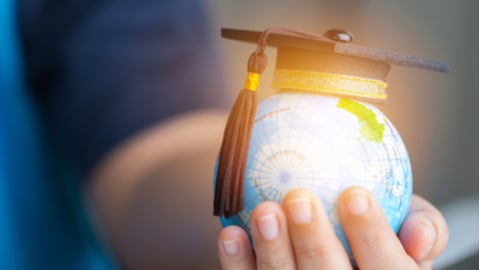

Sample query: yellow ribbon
[272,69,388,101]
[244,72,260,92]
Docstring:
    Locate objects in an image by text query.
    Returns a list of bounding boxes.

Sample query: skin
[87,110,230,269]
[217,188,448,270]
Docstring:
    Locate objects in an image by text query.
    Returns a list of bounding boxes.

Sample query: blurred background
[1,0,476,269]
[205,0,478,269]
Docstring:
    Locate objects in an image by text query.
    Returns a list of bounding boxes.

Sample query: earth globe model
[213,27,447,265]
[216,92,413,261]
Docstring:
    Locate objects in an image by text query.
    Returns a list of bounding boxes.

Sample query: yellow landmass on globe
[337,98,385,143]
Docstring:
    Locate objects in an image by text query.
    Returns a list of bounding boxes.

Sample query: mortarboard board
[213,27,449,217]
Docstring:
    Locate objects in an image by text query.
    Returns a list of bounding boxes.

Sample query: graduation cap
[213,27,449,217]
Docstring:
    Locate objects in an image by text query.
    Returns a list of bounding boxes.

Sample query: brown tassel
[214,50,267,217]
[213,28,323,217]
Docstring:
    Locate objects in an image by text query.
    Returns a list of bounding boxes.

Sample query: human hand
[217,187,448,269]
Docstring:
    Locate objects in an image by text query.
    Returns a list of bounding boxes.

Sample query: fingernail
[255,214,279,241]
[419,218,435,258]
[285,197,312,224]
[222,239,239,255]
[344,189,369,215]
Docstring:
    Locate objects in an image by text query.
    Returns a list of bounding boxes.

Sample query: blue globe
[215,92,412,263]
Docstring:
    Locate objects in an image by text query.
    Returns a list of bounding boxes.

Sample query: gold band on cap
[273,69,388,101]
[244,72,260,92]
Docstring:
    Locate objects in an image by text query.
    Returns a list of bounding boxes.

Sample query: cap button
[324,29,354,43]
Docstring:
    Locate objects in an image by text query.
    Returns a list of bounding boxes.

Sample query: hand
[217,187,448,269]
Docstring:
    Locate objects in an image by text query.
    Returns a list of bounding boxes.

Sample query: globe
[215,92,412,262]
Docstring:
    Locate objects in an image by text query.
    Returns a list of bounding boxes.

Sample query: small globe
[215,92,412,263]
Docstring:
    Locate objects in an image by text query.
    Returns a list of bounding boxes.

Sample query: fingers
[338,187,417,270]
[218,188,447,270]
[250,201,297,269]
[218,225,256,270]
[282,189,352,269]
[218,203,304,270]
[398,194,449,262]
[250,191,352,269]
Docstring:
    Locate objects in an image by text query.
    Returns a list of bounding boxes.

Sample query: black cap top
[221,27,449,102]
[221,28,450,73]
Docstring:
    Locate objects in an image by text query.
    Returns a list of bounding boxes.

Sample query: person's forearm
[85,110,227,269]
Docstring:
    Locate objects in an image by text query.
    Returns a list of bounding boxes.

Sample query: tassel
[213,28,321,217]
[214,50,267,217]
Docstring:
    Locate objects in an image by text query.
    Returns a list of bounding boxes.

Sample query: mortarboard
[213,27,449,217]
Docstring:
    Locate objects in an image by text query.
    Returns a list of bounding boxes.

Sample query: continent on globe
[337,98,385,143]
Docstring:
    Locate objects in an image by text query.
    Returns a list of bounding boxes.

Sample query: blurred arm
[85,110,227,269]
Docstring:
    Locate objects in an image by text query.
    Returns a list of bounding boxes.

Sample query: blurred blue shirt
[1,0,229,268]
